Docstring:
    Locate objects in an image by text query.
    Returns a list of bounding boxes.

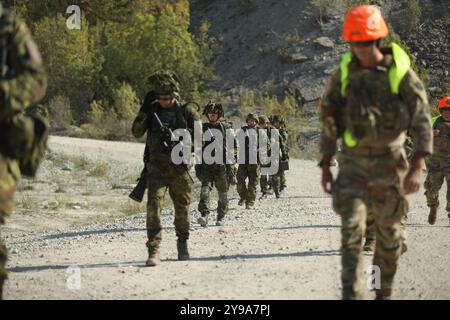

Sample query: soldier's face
[273,122,281,129]
[159,98,176,108]
[207,113,219,123]
[260,123,268,129]
[351,41,377,62]
[442,109,450,121]
[247,119,257,127]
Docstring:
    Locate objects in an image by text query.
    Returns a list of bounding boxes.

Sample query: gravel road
[2,136,449,300]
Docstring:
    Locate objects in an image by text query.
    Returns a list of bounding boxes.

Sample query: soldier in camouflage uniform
[0,5,47,299]
[364,131,415,251]
[237,113,261,209]
[279,117,289,192]
[320,5,432,299]
[258,115,274,198]
[271,115,289,198]
[424,96,450,226]
[132,71,201,267]
[196,102,236,227]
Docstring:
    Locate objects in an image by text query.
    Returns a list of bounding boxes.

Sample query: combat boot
[216,214,225,226]
[363,238,375,252]
[245,202,254,210]
[197,213,209,227]
[375,288,392,300]
[274,189,281,199]
[428,207,438,225]
[145,248,160,267]
[177,239,190,261]
[238,198,245,206]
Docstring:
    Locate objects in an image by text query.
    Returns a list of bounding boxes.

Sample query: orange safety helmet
[342,5,389,42]
[438,96,450,110]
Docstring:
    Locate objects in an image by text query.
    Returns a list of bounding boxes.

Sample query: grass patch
[120,200,145,215]
[18,194,39,210]
[72,155,90,171]
[88,162,109,177]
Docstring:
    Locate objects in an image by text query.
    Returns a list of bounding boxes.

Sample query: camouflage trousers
[260,166,272,194]
[237,164,260,205]
[270,167,285,196]
[197,165,229,220]
[280,170,287,189]
[0,156,19,299]
[333,149,408,299]
[365,210,408,244]
[424,157,450,211]
[0,215,7,300]
[146,161,192,253]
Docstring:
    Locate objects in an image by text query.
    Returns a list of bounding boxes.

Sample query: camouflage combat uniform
[270,115,289,197]
[132,73,200,265]
[196,119,234,226]
[259,115,273,197]
[237,114,262,208]
[321,46,432,299]
[0,8,47,299]
[364,134,414,250]
[278,126,289,191]
[424,115,450,218]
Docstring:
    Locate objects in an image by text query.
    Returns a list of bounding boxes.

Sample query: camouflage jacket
[320,47,432,157]
[263,126,288,161]
[429,116,450,160]
[279,127,289,159]
[238,125,268,165]
[199,120,235,167]
[132,98,200,166]
[0,9,47,180]
[0,9,47,122]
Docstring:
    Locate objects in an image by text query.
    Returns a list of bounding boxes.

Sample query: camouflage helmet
[203,101,224,118]
[271,114,285,124]
[246,113,259,123]
[258,115,270,124]
[147,71,180,99]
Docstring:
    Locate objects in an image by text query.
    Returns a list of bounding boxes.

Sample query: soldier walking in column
[319,5,432,299]
[196,102,236,227]
[424,96,450,226]
[0,4,47,299]
[132,71,201,266]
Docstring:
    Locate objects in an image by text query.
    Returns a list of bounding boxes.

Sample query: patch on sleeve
[415,81,424,91]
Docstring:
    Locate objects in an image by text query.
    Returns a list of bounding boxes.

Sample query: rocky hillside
[190,0,449,108]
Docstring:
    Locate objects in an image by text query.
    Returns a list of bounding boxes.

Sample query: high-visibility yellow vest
[340,43,411,148]
[432,115,441,129]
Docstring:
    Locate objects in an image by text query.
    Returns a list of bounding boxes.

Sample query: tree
[33,14,104,121]
[100,0,212,100]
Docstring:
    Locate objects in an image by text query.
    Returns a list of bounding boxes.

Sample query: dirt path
[2,136,449,300]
